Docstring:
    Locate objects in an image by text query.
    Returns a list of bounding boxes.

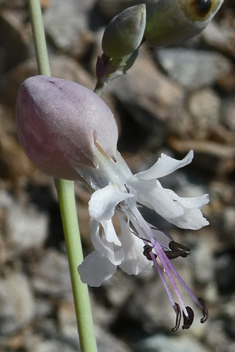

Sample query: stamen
[152,239,190,318]
[143,245,157,260]
[172,303,182,332]
[198,297,208,323]
[149,251,178,316]
[165,249,188,260]
[124,198,208,330]
[182,307,194,329]
[168,241,191,258]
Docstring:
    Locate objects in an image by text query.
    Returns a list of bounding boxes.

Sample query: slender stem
[28,1,97,351]
[28,0,51,76]
[56,180,97,352]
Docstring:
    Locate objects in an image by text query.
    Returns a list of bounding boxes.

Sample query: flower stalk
[28,1,97,351]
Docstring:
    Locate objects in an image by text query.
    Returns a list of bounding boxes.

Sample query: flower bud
[102,4,146,59]
[16,75,118,180]
[144,0,224,47]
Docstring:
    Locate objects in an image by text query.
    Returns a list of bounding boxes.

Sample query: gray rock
[6,204,48,256]
[31,249,72,298]
[121,275,179,332]
[0,189,14,209]
[31,325,131,352]
[34,298,53,320]
[223,97,235,131]
[135,334,209,352]
[219,206,235,244]
[227,343,235,352]
[188,89,221,129]
[109,46,184,122]
[33,340,79,352]
[205,320,228,352]
[107,46,184,150]
[43,0,96,51]
[0,273,35,335]
[203,21,235,57]
[155,49,232,89]
[96,326,131,352]
[191,230,215,285]
[104,269,135,308]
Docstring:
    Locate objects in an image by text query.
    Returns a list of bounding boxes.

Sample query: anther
[165,241,191,260]
[172,303,182,332]
[182,307,194,330]
[143,245,157,261]
[198,297,208,323]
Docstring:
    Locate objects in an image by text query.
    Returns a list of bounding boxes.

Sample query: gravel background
[0,0,235,351]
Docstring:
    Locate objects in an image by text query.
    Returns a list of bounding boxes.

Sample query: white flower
[16,76,209,330]
[78,147,209,330]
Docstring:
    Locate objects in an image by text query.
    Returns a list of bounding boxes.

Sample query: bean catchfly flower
[16,75,209,331]
[78,145,209,331]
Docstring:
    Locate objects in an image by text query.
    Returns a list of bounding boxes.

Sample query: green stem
[56,180,97,352]
[28,1,97,351]
[28,0,51,76]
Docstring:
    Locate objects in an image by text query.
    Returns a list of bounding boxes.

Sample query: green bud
[144,0,224,47]
[102,4,146,59]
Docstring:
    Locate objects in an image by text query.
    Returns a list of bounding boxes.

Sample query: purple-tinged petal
[16,75,118,180]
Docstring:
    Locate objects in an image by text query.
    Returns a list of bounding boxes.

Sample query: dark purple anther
[143,245,157,261]
[182,307,194,329]
[198,297,208,323]
[172,303,182,332]
[165,241,191,259]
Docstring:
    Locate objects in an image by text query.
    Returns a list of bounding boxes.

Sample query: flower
[16,75,209,331]
[78,146,209,330]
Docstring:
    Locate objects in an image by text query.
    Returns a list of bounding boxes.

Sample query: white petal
[101,219,121,245]
[118,215,152,275]
[90,219,125,265]
[165,208,209,230]
[166,190,210,209]
[89,183,133,222]
[78,250,117,287]
[135,150,194,180]
[127,177,184,219]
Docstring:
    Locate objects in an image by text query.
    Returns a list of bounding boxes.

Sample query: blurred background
[0,0,235,351]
